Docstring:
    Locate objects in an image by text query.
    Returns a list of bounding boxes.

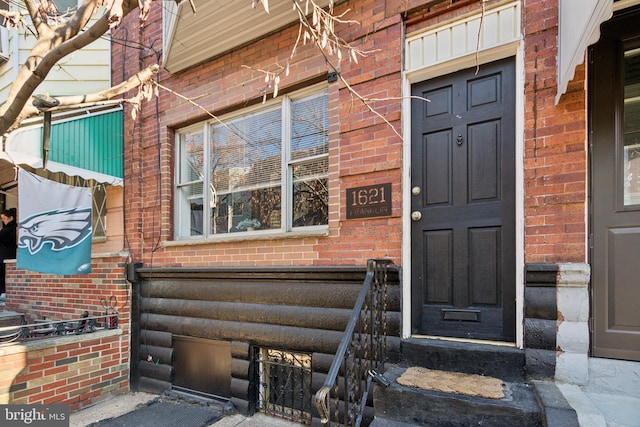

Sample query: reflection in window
[176,130,205,236]
[175,86,329,238]
[624,46,640,206]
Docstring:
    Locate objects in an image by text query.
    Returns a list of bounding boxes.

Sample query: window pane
[179,130,205,184]
[175,86,329,238]
[189,194,204,236]
[176,182,204,236]
[291,90,329,161]
[293,178,328,227]
[624,46,640,206]
[212,186,281,234]
[210,107,282,193]
[292,159,328,227]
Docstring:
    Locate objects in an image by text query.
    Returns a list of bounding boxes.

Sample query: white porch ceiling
[163,0,331,74]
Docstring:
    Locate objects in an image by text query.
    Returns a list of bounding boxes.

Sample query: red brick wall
[5,256,130,326]
[111,0,588,269]
[0,332,128,410]
[112,0,404,268]
[522,0,587,263]
[2,256,131,408]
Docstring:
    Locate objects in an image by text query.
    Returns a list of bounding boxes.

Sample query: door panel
[608,228,640,327]
[469,121,499,201]
[469,227,499,305]
[425,230,453,303]
[411,58,516,341]
[590,7,640,361]
[424,130,452,205]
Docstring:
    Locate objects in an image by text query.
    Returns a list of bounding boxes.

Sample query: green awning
[1,105,123,185]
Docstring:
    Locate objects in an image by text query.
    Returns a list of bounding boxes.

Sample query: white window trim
[174,85,329,241]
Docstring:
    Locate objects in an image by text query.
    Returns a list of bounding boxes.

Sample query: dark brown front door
[411,58,516,341]
[590,7,640,361]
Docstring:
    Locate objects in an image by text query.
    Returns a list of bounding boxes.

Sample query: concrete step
[531,381,579,427]
[400,338,526,382]
[372,365,544,426]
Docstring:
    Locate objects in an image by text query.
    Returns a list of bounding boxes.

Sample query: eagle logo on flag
[18,208,92,255]
[18,169,93,275]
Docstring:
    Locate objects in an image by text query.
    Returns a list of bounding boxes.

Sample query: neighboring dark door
[411,58,516,341]
[590,7,640,362]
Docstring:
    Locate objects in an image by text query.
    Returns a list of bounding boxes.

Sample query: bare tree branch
[0,9,29,29]
[37,64,159,110]
[23,0,47,35]
[248,0,405,140]
[0,0,275,137]
[8,64,159,133]
[0,0,141,135]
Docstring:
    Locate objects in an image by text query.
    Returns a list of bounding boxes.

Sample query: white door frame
[401,1,525,347]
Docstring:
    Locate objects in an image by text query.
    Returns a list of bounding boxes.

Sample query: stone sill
[164,227,329,247]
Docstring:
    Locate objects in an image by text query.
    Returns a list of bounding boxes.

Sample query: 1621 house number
[346,183,392,219]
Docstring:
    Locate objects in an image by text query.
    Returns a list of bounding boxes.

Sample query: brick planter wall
[0,330,127,410]
[4,255,130,325]
[1,254,131,410]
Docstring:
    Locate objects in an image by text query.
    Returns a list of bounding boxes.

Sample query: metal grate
[257,348,312,424]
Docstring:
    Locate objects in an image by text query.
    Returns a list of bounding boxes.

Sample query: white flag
[17,169,92,275]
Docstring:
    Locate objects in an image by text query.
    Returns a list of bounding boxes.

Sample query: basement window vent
[257,348,312,425]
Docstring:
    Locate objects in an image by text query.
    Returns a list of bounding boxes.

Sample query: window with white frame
[175,86,329,238]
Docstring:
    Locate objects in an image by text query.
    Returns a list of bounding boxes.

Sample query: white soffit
[163,0,332,74]
[556,0,612,104]
[405,1,521,79]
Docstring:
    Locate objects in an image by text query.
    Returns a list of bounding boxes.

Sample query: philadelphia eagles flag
[17,169,93,275]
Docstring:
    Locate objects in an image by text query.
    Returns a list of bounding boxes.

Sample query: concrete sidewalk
[69,364,640,427]
[558,384,640,427]
[69,392,300,427]
[557,357,640,427]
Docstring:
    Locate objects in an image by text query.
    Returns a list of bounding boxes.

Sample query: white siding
[0,16,111,103]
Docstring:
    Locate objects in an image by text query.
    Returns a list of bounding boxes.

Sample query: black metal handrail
[314,258,392,426]
[0,313,118,344]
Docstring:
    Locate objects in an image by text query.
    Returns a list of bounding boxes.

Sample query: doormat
[397,367,505,399]
[88,398,224,427]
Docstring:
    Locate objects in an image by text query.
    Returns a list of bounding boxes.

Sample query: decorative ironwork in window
[175,86,329,238]
[257,348,312,425]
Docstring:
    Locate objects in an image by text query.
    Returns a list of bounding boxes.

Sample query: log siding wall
[524,263,559,380]
[133,266,401,415]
